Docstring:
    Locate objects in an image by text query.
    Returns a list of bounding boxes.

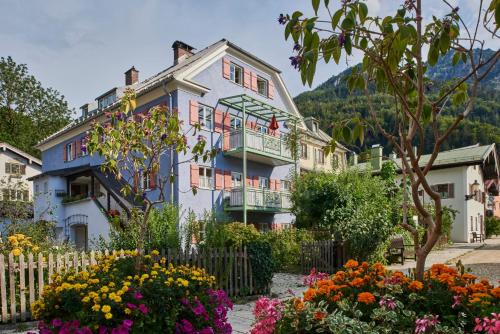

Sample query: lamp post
[465,180,480,201]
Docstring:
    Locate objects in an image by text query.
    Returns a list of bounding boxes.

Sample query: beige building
[299,117,349,173]
[0,143,42,203]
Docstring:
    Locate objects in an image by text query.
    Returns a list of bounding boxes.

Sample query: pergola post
[242,100,247,225]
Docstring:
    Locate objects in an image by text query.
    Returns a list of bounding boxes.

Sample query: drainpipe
[242,101,247,226]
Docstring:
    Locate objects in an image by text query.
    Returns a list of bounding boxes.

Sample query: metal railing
[228,187,292,210]
[225,128,292,159]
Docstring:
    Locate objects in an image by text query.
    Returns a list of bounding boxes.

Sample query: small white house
[0,143,42,226]
[352,144,499,243]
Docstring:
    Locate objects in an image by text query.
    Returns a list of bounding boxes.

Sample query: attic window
[229,63,243,85]
[312,122,318,133]
[98,92,117,110]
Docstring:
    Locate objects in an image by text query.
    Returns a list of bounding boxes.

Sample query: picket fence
[300,240,347,275]
[0,246,259,324]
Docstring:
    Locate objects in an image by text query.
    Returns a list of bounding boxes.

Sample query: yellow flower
[151,250,159,256]
[105,312,113,320]
[82,296,90,303]
[100,286,109,293]
[101,305,111,313]
[11,248,22,256]
[124,308,131,315]
[92,304,101,312]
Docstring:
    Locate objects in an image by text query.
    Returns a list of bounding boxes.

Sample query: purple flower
[126,302,136,309]
[123,319,133,329]
[379,297,397,310]
[134,292,143,300]
[51,319,62,328]
[289,55,302,70]
[415,315,439,334]
[338,32,346,48]
[139,303,149,315]
[200,328,214,334]
[293,43,301,52]
[278,14,288,25]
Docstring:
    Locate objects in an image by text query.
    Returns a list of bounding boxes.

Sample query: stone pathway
[455,236,500,283]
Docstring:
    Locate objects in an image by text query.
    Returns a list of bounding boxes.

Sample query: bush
[253,261,500,333]
[201,221,261,248]
[485,216,500,238]
[263,228,315,272]
[247,240,275,292]
[32,251,233,333]
[292,171,396,260]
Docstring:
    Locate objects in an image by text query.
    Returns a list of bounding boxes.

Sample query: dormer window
[98,92,117,110]
[80,104,89,118]
[312,122,319,133]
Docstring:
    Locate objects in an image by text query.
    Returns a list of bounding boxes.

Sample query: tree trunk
[135,204,151,271]
[415,249,428,280]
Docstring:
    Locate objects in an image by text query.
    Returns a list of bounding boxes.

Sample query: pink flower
[452,295,461,309]
[123,319,133,329]
[251,297,284,334]
[51,319,62,328]
[134,291,143,300]
[415,315,439,334]
[139,303,149,315]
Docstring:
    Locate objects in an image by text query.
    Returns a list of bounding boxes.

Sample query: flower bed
[252,261,500,333]
[31,251,233,333]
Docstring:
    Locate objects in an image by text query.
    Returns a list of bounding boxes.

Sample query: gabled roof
[36,39,298,149]
[0,142,42,166]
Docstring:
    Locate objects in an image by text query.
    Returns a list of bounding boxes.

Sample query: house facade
[352,144,499,243]
[0,143,42,227]
[31,39,305,249]
[299,117,349,173]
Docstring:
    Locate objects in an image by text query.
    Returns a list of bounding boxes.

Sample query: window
[231,172,242,187]
[35,184,39,194]
[230,116,242,129]
[141,171,151,191]
[281,180,292,192]
[5,162,24,175]
[199,167,213,189]
[256,125,268,134]
[257,76,268,96]
[98,92,116,110]
[80,138,88,157]
[229,63,243,85]
[431,183,454,199]
[43,181,48,193]
[314,149,325,165]
[300,143,308,159]
[258,177,269,189]
[312,122,318,133]
[198,105,213,131]
[1,189,29,202]
[66,143,74,161]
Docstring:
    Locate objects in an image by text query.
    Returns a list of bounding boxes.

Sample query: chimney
[370,144,383,170]
[172,40,196,65]
[125,66,139,85]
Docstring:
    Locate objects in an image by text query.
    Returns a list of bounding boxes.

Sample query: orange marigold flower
[345,260,359,269]
[450,286,468,295]
[361,262,369,269]
[491,287,500,298]
[408,280,423,291]
[469,283,488,293]
[314,311,326,320]
[437,273,455,286]
[350,278,364,288]
[334,271,346,282]
[357,292,375,304]
[461,273,477,281]
[303,288,317,302]
[331,292,343,302]
[293,298,304,311]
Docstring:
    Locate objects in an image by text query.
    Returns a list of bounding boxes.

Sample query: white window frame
[198,105,214,131]
[256,125,268,134]
[229,63,243,85]
[199,167,214,190]
[230,116,242,129]
[66,143,74,161]
[258,176,269,189]
[314,149,325,165]
[281,180,292,192]
[257,76,268,96]
[300,143,308,159]
[141,171,151,191]
[312,122,319,133]
[231,172,242,188]
[432,183,454,199]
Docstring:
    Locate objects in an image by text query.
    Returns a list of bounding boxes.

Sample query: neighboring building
[486,179,500,218]
[352,144,499,243]
[299,117,349,173]
[31,39,306,249]
[0,143,42,226]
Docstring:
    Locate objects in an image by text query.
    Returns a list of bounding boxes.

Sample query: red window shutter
[223,112,231,132]
[253,176,259,188]
[246,175,251,186]
[224,170,232,190]
[275,180,281,191]
[214,110,223,133]
[190,164,199,188]
[189,100,199,125]
[63,145,67,162]
[71,141,76,160]
[222,58,230,79]
[251,72,258,91]
[76,139,82,157]
[244,69,251,88]
[246,119,252,129]
[270,179,276,190]
[150,172,157,189]
[268,80,275,99]
[133,172,139,193]
[215,169,223,190]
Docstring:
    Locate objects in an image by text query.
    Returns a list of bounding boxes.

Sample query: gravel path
[455,236,500,284]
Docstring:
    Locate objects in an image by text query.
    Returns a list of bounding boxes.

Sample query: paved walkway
[456,236,500,283]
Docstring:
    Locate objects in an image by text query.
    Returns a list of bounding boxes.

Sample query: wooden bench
[471,232,484,243]
[386,236,405,265]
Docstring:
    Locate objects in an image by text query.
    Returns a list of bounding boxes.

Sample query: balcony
[223,129,294,166]
[226,187,292,212]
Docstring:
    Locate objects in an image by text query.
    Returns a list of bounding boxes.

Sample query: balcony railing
[224,129,293,161]
[227,187,292,211]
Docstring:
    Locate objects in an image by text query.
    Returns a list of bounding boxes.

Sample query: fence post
[19,254,26,321]
[8,253,16,323]
[28,253,35,317]
[0,254,7,323]
[37,253,44,299]
[48,253,54,284]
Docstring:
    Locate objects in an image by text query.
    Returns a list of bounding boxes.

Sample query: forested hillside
[294,49,500,157]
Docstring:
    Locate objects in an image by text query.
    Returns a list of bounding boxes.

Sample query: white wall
[397,164,485,243]
[33,175,66,226]
[63,198,110,247]
[0,149,41,201]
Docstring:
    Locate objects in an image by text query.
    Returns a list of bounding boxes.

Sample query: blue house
[31,39,306,250]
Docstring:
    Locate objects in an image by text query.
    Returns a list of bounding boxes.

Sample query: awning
[218,94,299,122]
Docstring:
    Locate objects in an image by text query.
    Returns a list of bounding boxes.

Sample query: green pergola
[217,94,299,225]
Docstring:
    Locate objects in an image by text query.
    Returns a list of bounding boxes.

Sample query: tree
[280,0,499,279]
[87,89,215,260]
[0,56,72,157]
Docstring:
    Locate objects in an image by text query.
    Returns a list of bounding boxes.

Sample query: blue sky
[1,0,497,114]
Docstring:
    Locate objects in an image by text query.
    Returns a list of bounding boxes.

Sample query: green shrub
[485,216,500,238]
[201,221,261,248]
[263,228,315,272]
[247,240,275,292]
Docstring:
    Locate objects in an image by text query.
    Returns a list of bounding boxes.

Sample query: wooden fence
[300,240,347,275]
[0,246,260,324]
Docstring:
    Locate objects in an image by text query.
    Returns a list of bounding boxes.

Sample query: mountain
[294,49,500,158]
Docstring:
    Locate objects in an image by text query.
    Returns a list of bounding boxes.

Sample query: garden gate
[300,240,347,274]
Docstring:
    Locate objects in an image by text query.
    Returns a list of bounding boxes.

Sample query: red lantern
[269,114,279,135]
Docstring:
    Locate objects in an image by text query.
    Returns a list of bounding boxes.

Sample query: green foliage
[485,216,500,238]
[291,171,396,260]
[262,228,315,272]
[201,221,261,248]
[0,56,72,157]
[247,240,275,291]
